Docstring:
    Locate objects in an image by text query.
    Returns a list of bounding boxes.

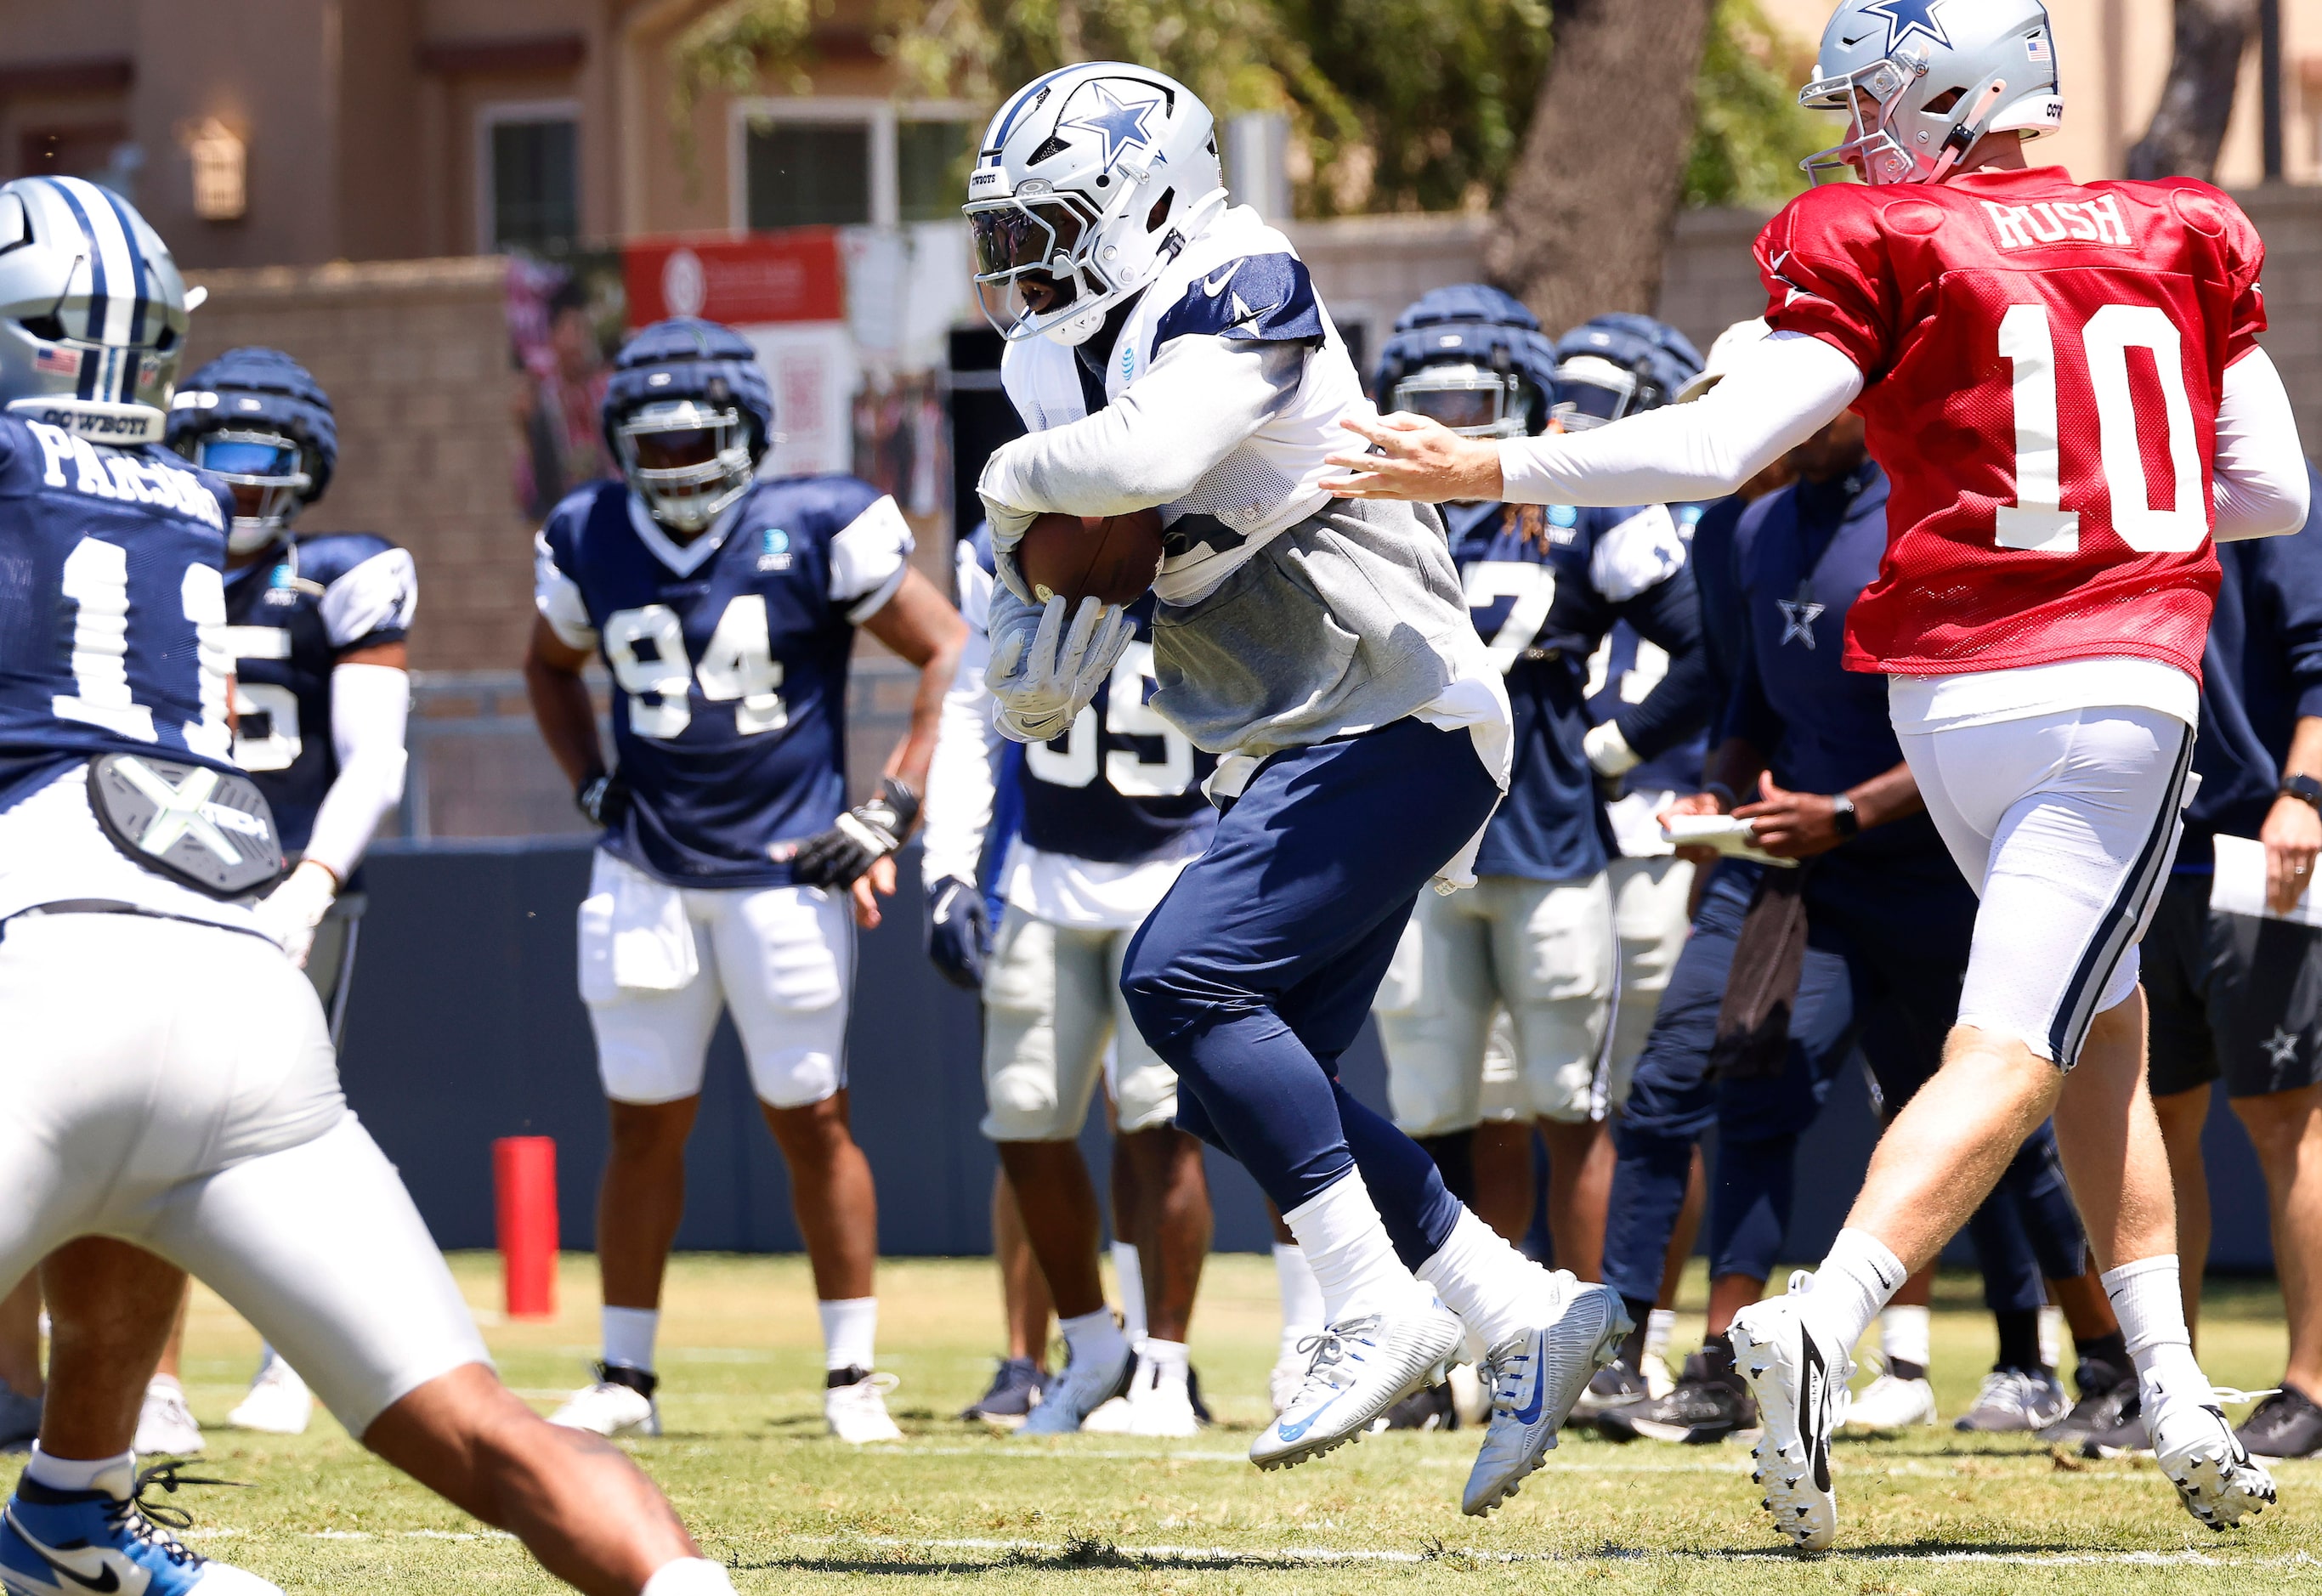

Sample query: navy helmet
[1374,285,1560,439]
[1549,314,1703,432]
[167,347,337,553]
[603,317,774,533]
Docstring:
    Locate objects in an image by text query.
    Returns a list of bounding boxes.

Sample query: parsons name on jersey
[536,473,914,889]
[1758,167,2264,681]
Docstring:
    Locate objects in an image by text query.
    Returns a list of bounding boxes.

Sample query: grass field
[47,1252,2320,1593]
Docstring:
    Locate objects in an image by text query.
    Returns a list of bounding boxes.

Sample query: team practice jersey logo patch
[757,528,794,572]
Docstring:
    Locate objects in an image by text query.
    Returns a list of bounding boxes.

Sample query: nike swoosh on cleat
[1512,1353,1547,1425]
[1274,1397,1337,1444]
[13,1537,121,1593]
[1802,1337,1832,1494]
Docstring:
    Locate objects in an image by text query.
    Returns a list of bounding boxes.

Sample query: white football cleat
[1843,1360,1936,1434]
[1249,1303,1462,1471]
[1270,1332,1315,1415]
[133,1376,202,1457]
[1729,1274,1853,1553]
[825,1371,903,1444]
[227,1350,314,1435]
[1121,1355,1203,1439]
[549,1366,661,1438]
[2149,1391,2276,1531]
[1462,1277,1630,1516]
[1076,1395,1135,1434]
[1641,1347,1675,1401]
[1019,1337,1134,1436]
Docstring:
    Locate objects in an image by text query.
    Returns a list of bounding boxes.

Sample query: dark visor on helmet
[1398,384,1502,432]
[196,436,301,478]
[630,427,724,472]
[968,202,1084,279]
[1554,380,1629,426]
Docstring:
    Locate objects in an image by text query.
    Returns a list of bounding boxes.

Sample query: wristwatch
[2282,773,2322,811]
[1830,791,1861,838]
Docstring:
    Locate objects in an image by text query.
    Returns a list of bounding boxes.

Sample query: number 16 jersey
[1757,166,2265,684]
[535,475,914,888]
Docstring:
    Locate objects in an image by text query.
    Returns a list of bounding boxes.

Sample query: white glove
[987,593,1132,744]
[252,858,338,968]
[977,493,1039,604]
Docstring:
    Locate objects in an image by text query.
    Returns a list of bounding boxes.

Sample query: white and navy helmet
[0,176,194,444]
[1801,0,2062,186]
[965,64,1227,347]
[1549,315,1702,433]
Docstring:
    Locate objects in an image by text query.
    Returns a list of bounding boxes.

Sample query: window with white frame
[732,100,977,229]
[481,102,579,253]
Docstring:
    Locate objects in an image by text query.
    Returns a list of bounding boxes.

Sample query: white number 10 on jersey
[1996,303,2206,555]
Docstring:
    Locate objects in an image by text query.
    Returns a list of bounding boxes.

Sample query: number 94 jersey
[1758,168,2264,681]
[535,474,915,887]
[0,416,238,811]
[223,533,416,854]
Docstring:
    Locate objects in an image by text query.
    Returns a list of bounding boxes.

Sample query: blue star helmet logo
[1060,82,1161,170]
[1864,0,1952,54]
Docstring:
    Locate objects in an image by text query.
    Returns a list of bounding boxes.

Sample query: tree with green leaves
[674,0,1823,221]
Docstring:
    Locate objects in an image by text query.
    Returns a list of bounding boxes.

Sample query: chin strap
[1925,79,2011,184]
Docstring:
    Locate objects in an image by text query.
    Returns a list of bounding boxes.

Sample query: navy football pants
[1602,852,2087,1308]
[1123,718,1501,1270]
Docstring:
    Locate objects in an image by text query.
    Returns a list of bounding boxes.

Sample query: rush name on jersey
[536,474,913,887]
[1450,495,1694,883]
[224,532,416,852]
[0,414,236,809]
[1758,167,2264,679]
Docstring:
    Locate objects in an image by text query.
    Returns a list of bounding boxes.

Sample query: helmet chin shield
[1391,363,1529,438]
[616,399,756,532]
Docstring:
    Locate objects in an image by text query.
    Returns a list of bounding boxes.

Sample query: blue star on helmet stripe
[1060,82,1160,168]
[1863,0,1951,53]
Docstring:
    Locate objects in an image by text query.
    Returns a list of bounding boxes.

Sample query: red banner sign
[623,229,846,327]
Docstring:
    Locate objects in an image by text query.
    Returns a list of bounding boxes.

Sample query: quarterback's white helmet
[1801,0,2062,186]
[965,63,1227,347]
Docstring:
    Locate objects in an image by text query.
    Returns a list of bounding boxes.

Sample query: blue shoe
[0,1460,279,1594]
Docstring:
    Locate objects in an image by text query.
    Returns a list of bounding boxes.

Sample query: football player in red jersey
[1326,0,2307,1551]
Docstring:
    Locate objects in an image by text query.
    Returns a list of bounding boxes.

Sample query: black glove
[925,876,992,991]
[576,771,631,829]
[793,777,920,889]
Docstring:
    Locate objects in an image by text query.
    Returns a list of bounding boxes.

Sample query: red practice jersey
[1755,166,2266,679]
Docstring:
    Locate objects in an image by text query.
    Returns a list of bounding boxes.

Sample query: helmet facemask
[1392,361,1532,439]
[617,398,756,534]
[1801,42,2019,187]
[967,186,1117,345]
[184,427,311,553]
[1550,355,1661,432]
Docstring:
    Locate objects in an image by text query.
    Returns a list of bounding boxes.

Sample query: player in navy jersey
[526,318,966,1445]
[142,347,416,1445]
[1367,292,1712,1299]
[922,525,1218,1435]
[0,175,742,1596]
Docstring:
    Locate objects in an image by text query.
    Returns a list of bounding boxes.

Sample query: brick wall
[180,256,533,674]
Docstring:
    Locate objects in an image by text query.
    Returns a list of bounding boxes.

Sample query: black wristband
[2282,773,2322,812]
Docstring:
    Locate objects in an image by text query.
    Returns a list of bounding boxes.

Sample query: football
[1014,508,1165,608]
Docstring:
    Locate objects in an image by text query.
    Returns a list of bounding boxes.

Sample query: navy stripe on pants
[1123,718,1502,1270]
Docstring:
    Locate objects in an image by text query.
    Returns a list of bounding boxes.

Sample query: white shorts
[1607,854,1695,1095]
[982,904,1179,1140]
[0,912,489,1435]
[1374,873,1616,1133]
[1900,705,2195,1067]
[580,851,855,1109]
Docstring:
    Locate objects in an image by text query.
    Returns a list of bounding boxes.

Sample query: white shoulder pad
[320,547,419,648]
[830,494,915,620]
[1589,504,1687,603]
[533,530,597,648]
